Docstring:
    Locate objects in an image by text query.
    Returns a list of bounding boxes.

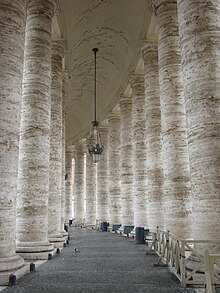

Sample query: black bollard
[30,262,35,272]
[9,274,16,286]
[48,253,52,260]
[135,227,145,244]
[57,248,60,254]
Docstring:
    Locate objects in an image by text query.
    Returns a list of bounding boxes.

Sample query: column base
[0,255,29,286]
[16,241,55,260]
[48,234,66,248]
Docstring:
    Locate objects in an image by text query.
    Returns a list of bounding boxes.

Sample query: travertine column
[153,0,191,238]
[16,0,55,259]
[96,125,109,222]
[177,0,220,241]
[61,70,68,231]
[48,39,66,247]
[74,139,85,226]
[85,139,97,227]
[141,41,165,231]
[130,74,147,228]
[65,147,74,223]
[119,97,134,225]
[0,0,26,281]
[108,113,121,225]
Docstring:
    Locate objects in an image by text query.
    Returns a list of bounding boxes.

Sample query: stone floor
[1,227,198,293]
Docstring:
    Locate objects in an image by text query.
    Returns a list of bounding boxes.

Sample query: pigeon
[75,248,80,253]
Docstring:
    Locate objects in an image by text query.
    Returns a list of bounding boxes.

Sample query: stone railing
[146,230,220,289]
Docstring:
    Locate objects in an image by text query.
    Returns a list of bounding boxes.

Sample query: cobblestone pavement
[2,227,197,293]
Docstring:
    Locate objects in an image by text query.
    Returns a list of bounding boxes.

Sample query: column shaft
[96,126,109,222]
[154,0,192,237]
[130,74,147,227]
[0,0,26,277]
[74,140,85,226]
[119,97,134,225]
[85,146,97,227]
[65,148,73,223]
[48,39,66,246]
[141,41,165,231]
[177,0,220,240]
[16,0,55,258]
[108,113,121,225]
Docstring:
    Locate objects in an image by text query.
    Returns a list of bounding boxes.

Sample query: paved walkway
[2,227,197,293]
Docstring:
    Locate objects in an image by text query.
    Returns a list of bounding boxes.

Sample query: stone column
[65,147,74,224]
[96,125,109,223]
[16,0,55,259]
[85,139,97,227]
[108,113,121,225]
[130,74,147,228]
[177,0,220,241]
[61,70,68,232]
[141,41,165,231]
[74,139,85,226]
[119,97,134,226]
[48,39,66,247]
[0,0,27,283]
[153,0,192,238]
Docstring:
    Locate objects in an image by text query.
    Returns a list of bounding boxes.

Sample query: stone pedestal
[0,0,27,283]
[141,41,165,231]
[48,39,66,247]
[178,0,220,242]
[119,97,134,226]
[130,74,147,228]
[153,0,192,238]
[74,139,86,226]
[108,113,121,225]
[96,125,109,223]
[16,0,56,259]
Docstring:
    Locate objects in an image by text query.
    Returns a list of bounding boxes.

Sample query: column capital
[52,38,66,58]
[152,0,175,15]
[119,96,132,108]
[129,74,145,95]
[27,0,56,19]
[141,41,158,63]
[108,112,121,122]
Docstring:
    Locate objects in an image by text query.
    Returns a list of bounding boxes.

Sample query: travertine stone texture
[130,74,147,228]
[153,0,192,238]
[48,39,66,245]
[0,0,26,274]
[141,41,165,231]
[108,113,122,225]
[119,97,134,225]
[85,139,97,227]
[74,139,86,226]
[177,0,220,240]
[65,147,74,223]
[16,0,55,257]
[61,70,68,231]
[96,126,109,222]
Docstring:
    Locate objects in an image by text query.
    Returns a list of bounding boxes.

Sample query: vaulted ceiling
[54,0,156,147]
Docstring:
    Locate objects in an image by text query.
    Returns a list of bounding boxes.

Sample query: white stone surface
[96,126,109,223]
[141,41,165,231]
[130,74,147,227]
[108,113,122,225]
[48,39,66,245]
[0,0,26,276]
[177,0,220,240]
[16,0,55,258]
[119,97,134,225]
[85,141,97,227]
[154,0,192,238]
[74,139,86,226]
